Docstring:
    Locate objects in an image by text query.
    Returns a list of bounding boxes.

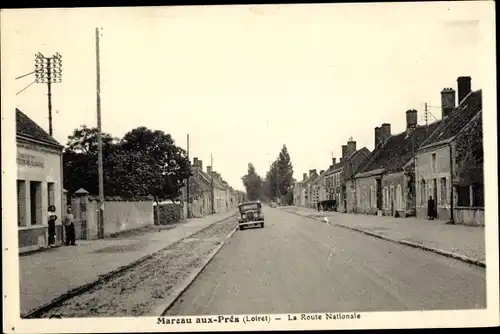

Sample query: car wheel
[239,226,244,231]
[261,223,264,228]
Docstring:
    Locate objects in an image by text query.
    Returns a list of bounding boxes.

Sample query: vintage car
[270,201,277,208]
[237,201,264,230]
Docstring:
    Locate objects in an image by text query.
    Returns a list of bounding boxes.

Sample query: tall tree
[63,125,191,201]
[266,145,294,204]
[241,163,263,201]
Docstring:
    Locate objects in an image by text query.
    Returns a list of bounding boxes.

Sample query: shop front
[16,109,64,253]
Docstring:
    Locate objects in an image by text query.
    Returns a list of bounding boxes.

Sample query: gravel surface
[39,219,236,318]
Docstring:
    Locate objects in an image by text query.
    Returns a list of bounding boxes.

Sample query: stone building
[16,109,65,253]
[415,76,483,224]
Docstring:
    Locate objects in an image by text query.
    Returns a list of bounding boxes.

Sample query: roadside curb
[155,224,239,316]
[283,208,486,269]
[21,212,237,319]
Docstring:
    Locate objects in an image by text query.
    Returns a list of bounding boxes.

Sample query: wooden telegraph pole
[96,27,105,238]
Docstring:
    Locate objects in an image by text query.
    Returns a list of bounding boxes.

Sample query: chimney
[381,123,391,143]
[207,166,212,175]
[341,145,348,159]
[332,157,337,166]
[198,160,203,170]
[457,76,471,104]
[193,157,199,167]
[440,88,456,119]
[309,169,314,176]
[374,127,382,148]
[303,173,307,181]
[406,109,418,129]
[320,170,325,175]
[347,140,357,156]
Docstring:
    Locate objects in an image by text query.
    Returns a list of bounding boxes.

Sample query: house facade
[293,173,309,206]
[354,110,441,217]
[415,77,483,225]
[16,109,65,253]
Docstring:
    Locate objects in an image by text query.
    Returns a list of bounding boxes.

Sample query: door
[433,178,438,218]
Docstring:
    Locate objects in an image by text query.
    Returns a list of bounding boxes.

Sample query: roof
[302,172,319,186]
[324,147,371,177]
[16,108,63,148]
[193,167,226,190]
[356,121,442,177]
[419,90,482,149]
[239,200,261,206]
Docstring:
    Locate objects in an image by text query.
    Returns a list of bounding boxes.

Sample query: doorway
[433,178,438,218]
[29,181,42,226]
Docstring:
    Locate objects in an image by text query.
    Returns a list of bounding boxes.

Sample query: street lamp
[35,52,63,136]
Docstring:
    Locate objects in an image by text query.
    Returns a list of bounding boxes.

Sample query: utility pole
[35,52,62,136]
[96,27,105,239]
[186,134,191,218]
[211,154,215,214]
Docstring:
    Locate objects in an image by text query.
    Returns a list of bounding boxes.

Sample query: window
[421,179,426,205]
[47,182,55,208]
[440,178,447,205]
[17,180,27,227]
[29,181,42,225]
[456,185,470,207]
[472,184,484,207]
[431,153,437,173]
[396,185,402,210]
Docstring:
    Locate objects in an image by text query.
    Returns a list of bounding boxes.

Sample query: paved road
[166,207,486,315]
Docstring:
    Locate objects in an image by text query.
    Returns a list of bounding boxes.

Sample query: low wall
[454,207,485,226]
[103,200,154,237]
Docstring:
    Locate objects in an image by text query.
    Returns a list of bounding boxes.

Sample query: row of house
[294,76,484,225]
[183,157,245,217]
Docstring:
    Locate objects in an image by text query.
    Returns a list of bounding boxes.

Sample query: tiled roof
[356,121,442,176]
[16,108,63,148]
[420,90,482,149]
[194,168,225,190]
[303,173,319,185]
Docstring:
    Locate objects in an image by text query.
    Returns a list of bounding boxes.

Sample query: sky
[2,2,494,191]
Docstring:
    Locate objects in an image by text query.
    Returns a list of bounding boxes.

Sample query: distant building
[415,77,483,224]
[16,109,65,253]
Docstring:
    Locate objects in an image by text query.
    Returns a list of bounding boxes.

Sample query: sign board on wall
[17,153,45,168]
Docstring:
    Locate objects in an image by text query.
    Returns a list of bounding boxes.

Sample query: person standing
[64,207,76,246]
[47,205,57,247]
[427,195,437,220]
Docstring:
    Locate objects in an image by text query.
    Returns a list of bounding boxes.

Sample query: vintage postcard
[1,2,498,333]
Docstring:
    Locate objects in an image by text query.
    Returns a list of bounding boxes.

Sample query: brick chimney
[374,127,382,148]
[320,170,325,175]
[332,157,337,166]
[198,160,203,170]
[309,169,317,177]
[341,145,348,160]
[457,76,471,105]
[406,109,418,129]
[193,157,199,167]
[303,173,307,181]
[381,123,391,143]
[440,88,456,119]
[207,166,212,175]
[347,140,357,156]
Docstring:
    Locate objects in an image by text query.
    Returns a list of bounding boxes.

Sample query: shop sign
[17,153,45,168]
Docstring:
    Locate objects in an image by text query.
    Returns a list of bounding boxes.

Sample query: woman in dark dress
[427,195,436,220]
[47,205,57,247]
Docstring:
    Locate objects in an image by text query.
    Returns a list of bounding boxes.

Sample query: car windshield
[239,203,260,211]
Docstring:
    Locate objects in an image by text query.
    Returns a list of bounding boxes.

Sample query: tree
[62,125,191,201]
[263,145,294,204]
[241,163,263,201]
[118,127,191,200]
[454,112,483,186]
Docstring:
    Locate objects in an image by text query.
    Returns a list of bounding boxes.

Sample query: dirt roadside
[40,219,237,318]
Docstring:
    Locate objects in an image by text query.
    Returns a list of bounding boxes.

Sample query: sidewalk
[282,206,485,266]
[19,211,236,317]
